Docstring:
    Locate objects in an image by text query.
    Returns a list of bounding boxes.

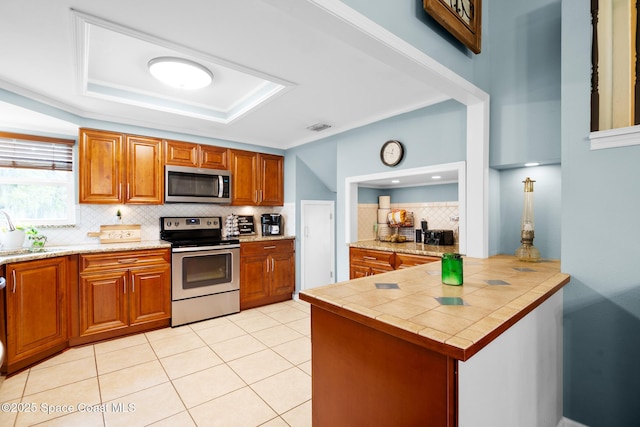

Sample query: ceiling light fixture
[431,175,442,180]
[148,57,213,90]
[524,162,540,167]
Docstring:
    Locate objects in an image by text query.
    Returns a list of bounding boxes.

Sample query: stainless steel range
[160,216,240,327]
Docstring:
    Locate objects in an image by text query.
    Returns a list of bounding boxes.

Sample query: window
[591,0,639,131]
[0,132,75,226]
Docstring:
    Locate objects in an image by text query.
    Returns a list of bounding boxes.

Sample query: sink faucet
[0,211,16,231]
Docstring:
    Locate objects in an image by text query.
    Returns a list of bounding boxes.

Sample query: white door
[301,200,335,291]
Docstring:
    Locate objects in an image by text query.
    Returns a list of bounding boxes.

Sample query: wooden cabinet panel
[78,249,171,340]
[5,257,68,371]
[350,264,371,279]
[349,247,395,279]
[125,135,164,204]
[79,271,128,336]
[79,129,123,203]
[200,145,228,169]
[230,149,258,205]
[271,250,296,296]
[259,153,284,206]
[165,139,199,167]
[350,247,440,278]
[80,249,170,272]
[166,140,228,169]
[129,264,171,325]
[79,129,163,204]
[239,255,270,306]
[230,149,284,206]
[310,306,456,426]
[240,239,295,309]
[394,253,440,269]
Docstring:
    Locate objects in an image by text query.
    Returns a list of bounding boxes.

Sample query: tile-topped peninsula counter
[300,255,570,427]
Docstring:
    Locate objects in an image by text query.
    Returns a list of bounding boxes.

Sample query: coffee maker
[261,213,283,236]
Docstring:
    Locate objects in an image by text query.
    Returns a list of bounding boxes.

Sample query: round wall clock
[380,140,404,167]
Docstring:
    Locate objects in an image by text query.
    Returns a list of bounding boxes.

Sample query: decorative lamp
[515,177,541,262]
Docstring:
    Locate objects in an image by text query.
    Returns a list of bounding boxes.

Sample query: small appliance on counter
[261,213,283,236]
[423,229,455,246]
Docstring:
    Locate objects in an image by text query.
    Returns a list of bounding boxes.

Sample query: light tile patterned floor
[0,300,312,427]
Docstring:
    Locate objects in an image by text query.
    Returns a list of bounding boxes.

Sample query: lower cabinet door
[129,265,171,325]
[270,252,295,296]
[350,264,371,279]
[79,271,128,336]
[6,257,68,363]
[240,255,270,308]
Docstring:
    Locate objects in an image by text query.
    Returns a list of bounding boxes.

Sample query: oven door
[172,246,240,301]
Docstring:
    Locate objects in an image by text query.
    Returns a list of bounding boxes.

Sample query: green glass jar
[441,253,463,286]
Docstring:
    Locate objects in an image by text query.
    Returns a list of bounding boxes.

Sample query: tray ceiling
[0,0,459,149]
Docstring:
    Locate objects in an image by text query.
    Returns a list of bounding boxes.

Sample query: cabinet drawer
[80,249,170,273]
[349,248,395,268]
[241,239,294,256]
[394,253,440,269]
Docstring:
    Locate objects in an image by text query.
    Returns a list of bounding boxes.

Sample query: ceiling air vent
[307,123,332,132]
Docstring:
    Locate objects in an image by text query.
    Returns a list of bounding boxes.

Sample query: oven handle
[172,244,240,253]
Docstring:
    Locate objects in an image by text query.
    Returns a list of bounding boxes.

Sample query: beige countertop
[0,236,296,266]
[300,254,569,361]
[350,239,458,257]
[0,240,172,265]
[238,235,295,243]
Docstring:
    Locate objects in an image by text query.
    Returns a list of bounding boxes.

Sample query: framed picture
[423,0,482,54]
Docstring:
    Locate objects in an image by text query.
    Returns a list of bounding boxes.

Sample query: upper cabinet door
[230,149,259,205]
[125,135,163,204]
[79,129,163,204]
[200,145,228,170]
[79,129,124,203]
[164,140,199,167]
[259,154,284,206]
[229,149,284,206]
[165,140,228,170]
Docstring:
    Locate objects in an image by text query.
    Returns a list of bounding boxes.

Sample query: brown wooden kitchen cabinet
[349,247,439,278]
[75,249,171,344]
[3,257,68,374]
[349,247,395,279]
[165,139,228,169]
[79,128,164,204]
[394,253,440,269]
[240,239,294,309]
[229,149,284,206]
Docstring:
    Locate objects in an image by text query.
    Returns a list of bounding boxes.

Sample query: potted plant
[26,226,47,252]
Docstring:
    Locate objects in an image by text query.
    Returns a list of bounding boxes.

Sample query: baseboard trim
[558,416,590,427]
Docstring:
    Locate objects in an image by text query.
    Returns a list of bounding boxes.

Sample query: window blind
[0,132,74,171]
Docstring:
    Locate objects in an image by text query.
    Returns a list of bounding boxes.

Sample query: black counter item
[415,229,423,243]
[421,220,428,233]
[237,215,255,234]
[261,213,282,236]
[424,229,454,245]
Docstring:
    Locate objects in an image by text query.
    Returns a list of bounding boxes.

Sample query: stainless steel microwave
[165,165,232,204]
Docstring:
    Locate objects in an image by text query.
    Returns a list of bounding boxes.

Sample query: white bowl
[0,229,26,250]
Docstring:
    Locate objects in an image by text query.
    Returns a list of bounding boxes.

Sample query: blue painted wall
[561,1,640,425]
[3,1,632,423]
[357,184,458,205]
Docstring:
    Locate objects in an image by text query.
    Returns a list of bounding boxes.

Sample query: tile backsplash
[357,202,459,242]
[39,203,295,246]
